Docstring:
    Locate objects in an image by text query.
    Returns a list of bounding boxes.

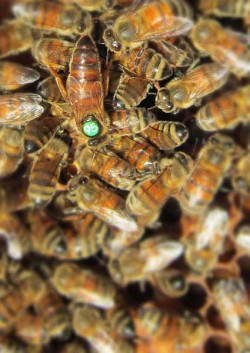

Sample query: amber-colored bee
[24,115,64,154]
[73,305,134,353]
[106,304,135,338]
[0,93,44,126]
[0,62,39,92]
[0,20,33,59]
[0,213,30,260]
[103,0,193,52]
[184,206,229,274]
[0,127,23,179]
[12,0,92,37]
[232,151,250,196]
[196,84,250,131]
[191,18,250,78]
[28,138,68,206]
[198,0,250,18]
[37,76,64,103]
[108,135,161,175]
[134,303,206,352]
[77,147,137,191]
[30,212,109,259]
[32,38,74,73]
[0,272,46,330]
[51,262,117,309]
[113,44,173,81]
[109,108,156,136]
[141,121,189,151]
[114,74,151,109]
[108,235,184,285]
[179,134,234,215]
[155,63,229,113]
[75,176,138,232]
[126,152,193,219]
[213,278,250,351]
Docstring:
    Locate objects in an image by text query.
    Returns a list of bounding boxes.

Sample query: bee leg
[47,64,68,101]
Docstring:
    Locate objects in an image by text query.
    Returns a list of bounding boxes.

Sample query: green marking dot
[82,120,100,137]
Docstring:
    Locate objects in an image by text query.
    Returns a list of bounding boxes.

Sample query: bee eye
[112,41,122,52]
[105,29,113,37]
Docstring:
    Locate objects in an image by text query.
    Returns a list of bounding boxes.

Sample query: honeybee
[108,235,184,285]
[106,304,135,338]
[109,108,156,136]
[107,135,161,175]
[153,269,188,298]
[77,147,137,191]
[155,63,229,113]
[37,76,64,103]
[0,20,33,58]
[196,84,250,131]
[198,0,250,18]
[28,138,69,206]
[74,176,138,232]
[113,44,173,81]
[213,278,250,351]
[0,93,44,126]
[184,206,230,274]
[179,134,235,215]
[0,272,46,330]
[191,18,250,78]
[140,121,189,151]
[32,38,74,73]
[0,127,24,179]
[114,74,151,109]
[0,62,40,92]
[73,305,134,353]
[0,213,31,260]
[134,303,206,352]
[24,115,64,154]
[51,262,117,309]
[232,151,250,196]
[12,0,93,37]
[126,152,193,218]
[103,0,193,52]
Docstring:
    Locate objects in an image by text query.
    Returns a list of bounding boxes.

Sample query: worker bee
[140,121,189,151]
[196,84,250,131]
[232,151,250,196]
[113,44,173,81]
[12,0,93,37]
[0,62,39,92]
[77,146,137,191]
[103,0,193,52]
[213,278,250,351]
[0,127,24,179]
[107,135,161,175]
[126,152,193,219]
[32,38,74,72]
[51,262,117,309]
[28,138,69,206]
[191,18,250,78]
[0,20,33,58]
[134,303,206,352]
[184,206,230,274]
[198,0,250,18]
[155,63,229,113]
[114,74,151,109]
[179,134,235,215]
[108,235,184,285]
[74,176,138,232]
[24,115,64,154]
[37,76,64,103]
[73,305,134,353]
[0,213,31,260]
[0,93,44,126]
[106,304,135,338]
[109,108,156,136]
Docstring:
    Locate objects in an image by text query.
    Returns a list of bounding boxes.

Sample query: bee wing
[97,206,138,232]
[136,16,193,41]
[0,93,44,126]
[15,66,40,86]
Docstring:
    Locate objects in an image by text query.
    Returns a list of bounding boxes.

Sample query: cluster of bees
[0,0,250,352]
